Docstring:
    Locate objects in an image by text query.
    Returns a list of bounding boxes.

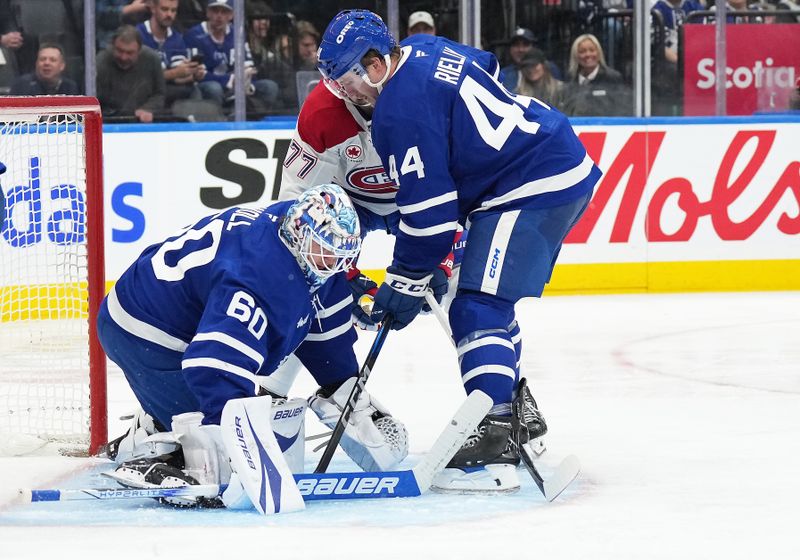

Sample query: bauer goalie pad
[220,396,305,515]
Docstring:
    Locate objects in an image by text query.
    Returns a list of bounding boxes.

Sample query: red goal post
[0,96,106,455]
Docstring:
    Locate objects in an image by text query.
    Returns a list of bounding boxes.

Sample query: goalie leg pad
[221,396,305,515]
[309,377,408,472]
[269,398,307,473]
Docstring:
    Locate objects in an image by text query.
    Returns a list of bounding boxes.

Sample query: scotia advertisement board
[683,24,800,116]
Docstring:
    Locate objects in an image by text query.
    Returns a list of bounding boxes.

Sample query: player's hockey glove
[421,263,451,314]
[347,266,380,330]
[371,266,433,330]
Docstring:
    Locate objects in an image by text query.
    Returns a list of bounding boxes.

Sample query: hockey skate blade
[431,464,521,495]
[542,454,581,502]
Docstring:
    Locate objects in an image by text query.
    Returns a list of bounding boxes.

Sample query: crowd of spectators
[0,0,797,120]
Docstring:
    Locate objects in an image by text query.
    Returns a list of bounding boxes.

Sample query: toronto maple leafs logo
[344,144,363,161]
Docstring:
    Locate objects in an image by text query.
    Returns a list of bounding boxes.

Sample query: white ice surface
[1,292,798,560]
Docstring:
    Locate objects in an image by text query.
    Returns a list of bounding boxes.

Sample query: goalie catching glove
[309,377,408,471]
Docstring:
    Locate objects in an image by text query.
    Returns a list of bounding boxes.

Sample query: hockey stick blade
[21,391,490,505]
[519,443,581,502]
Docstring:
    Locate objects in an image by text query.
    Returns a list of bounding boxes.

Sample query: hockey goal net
[0,96,106,455]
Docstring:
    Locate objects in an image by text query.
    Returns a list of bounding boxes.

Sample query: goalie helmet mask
[280,184,362,289]
[317,10,396,104]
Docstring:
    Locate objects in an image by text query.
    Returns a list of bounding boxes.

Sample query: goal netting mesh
[0,111,96,455]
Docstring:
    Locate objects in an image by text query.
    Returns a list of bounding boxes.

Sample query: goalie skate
[309,377,408,472]
[99,409,179,464]
[107,453,224,508]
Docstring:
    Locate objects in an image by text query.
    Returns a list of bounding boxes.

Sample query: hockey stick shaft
[314,314,394,473]
[22,391,492,505]
[425,290,453,340]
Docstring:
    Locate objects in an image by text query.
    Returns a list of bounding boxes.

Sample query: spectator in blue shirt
[138,0,206,106]
[185,0,279,111]
[652,0,703,65]
[10,44,79,95]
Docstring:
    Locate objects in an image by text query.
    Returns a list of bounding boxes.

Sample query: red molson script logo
[566,130,800,243]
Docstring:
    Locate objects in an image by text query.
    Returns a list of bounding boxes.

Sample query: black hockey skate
[446,414,520,469]
[108,453,224,508]
[511,377,548,457]
[512,378,581,501]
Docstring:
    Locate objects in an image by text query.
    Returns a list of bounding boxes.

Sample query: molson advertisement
[683,24,800,115]
[89,120,800,293]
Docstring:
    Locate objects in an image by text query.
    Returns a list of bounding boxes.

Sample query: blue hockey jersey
[106,202,357,423]
[372,34,600,273]
[136,21,189,70]
[185,22,254,88]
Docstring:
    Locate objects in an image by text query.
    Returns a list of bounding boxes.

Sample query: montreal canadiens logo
[344,144,363,161]
[346,166,398,194]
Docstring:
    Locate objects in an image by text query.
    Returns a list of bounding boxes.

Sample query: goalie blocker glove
[309,377,408,472]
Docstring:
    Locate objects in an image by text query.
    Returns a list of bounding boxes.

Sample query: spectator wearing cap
[138,0,207,107]
[96,25,166,122]
[10,43,79,96]
[407,11,436,36]
[500,28,562,92]
[186,0,279,111]
[514,48,565,109]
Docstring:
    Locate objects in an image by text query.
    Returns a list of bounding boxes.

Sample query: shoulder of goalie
[109,397,307,513]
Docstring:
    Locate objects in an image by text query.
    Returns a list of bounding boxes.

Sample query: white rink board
[91,118,800,280]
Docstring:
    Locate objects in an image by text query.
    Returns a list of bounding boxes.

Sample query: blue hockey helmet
[318,10,395,81]
[317,10,395,104]
[280,184,362,288]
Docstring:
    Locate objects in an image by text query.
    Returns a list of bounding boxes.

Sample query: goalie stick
[19,390,492,505]
[424,290,580,502]
[315,314,393,473]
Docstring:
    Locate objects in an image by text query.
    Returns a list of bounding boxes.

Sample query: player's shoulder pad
[297,82,362,154]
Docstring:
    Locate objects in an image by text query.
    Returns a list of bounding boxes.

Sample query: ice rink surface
[1,291,798,560]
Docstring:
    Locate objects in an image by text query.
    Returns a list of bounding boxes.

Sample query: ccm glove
[371,266,433,330]
[347,267,380,331]
[422,263,452,314]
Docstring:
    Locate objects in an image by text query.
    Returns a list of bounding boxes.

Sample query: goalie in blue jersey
[318,11,601,493]
[97,184,408,508]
